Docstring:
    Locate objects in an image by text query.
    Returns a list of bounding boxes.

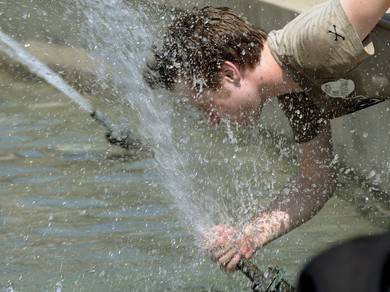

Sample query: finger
[226,253,241,272]
[218,249,237,267]
[239,238,256,259]
[211,246,234,261]
[211,241,237,256]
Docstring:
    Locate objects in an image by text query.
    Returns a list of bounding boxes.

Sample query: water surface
[0,69,388,291]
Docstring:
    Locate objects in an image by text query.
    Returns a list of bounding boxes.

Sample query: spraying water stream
[77,0,218,235]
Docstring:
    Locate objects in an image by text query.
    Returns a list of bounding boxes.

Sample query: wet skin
[193,86,264,127]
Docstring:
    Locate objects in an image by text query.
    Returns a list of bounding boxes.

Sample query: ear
[220,61,241,86]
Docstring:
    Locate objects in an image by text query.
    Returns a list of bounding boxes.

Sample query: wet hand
[203,224,257,272]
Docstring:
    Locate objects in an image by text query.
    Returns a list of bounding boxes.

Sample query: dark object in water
[238,259,295,292]
[104,126,146,152]
[90,110,147,152]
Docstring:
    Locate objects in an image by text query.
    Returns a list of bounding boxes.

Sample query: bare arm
[340,0,390,40]
[243,122,336,248]
[206,123,336,272]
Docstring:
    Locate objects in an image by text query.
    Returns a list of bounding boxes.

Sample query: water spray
[0,30,145,152]
[0,28,294,291]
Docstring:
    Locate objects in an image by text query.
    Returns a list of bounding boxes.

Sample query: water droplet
[55,281,63,292]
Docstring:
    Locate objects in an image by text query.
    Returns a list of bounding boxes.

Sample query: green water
[0,69,388,291]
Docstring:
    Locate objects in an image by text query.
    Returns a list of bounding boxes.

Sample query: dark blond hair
[144,6,267,91]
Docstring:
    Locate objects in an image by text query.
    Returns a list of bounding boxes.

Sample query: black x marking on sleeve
[328,24,345,41]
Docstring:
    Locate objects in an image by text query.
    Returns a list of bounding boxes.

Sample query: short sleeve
[278,92,329,143]
[268,0,375,83]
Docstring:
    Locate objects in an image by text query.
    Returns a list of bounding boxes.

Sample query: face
[200,82,264,126]
[175,65,264,126]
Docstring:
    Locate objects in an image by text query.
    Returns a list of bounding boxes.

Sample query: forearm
[244,172,336,248]
[244,124,336,248]
[341,0,390,40]
[243,172,335,248]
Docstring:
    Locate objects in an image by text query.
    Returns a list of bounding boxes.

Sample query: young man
[144,0,390,272]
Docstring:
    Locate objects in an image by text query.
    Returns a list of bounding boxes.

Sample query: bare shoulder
[340,0,390,40]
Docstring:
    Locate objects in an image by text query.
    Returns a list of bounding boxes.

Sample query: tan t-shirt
[267,0,390,142]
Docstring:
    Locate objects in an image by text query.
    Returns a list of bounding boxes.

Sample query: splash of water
[77,0,216,237]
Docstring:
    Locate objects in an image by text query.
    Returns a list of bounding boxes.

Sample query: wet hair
[144,6,267,92]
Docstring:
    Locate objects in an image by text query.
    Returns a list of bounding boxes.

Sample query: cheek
[221,97,263,124]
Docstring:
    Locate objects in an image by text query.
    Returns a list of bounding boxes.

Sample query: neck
[253,42,302,101]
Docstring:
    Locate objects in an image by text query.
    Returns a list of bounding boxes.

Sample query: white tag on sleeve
[321,79,355,98]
